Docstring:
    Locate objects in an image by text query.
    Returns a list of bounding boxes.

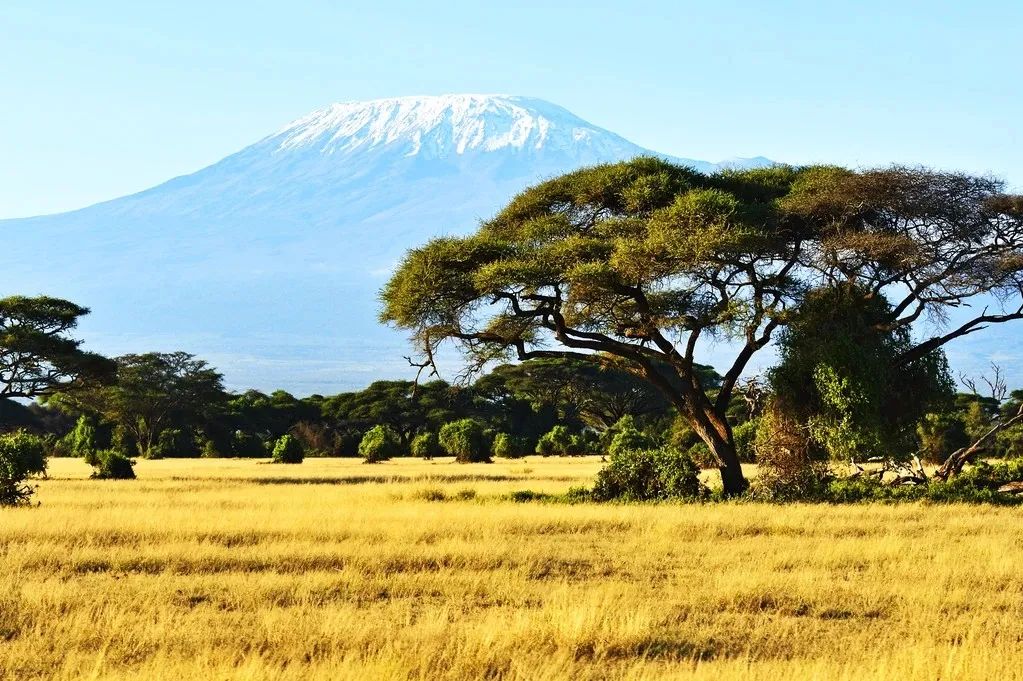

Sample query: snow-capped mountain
[3,95,773,393]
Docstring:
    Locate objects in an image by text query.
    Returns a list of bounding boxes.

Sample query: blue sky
[2,0,1020,218]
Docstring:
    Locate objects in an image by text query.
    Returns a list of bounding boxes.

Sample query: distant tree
[439,419,490,463]
[358,425,401,463]
[535,425,574,456]
[51,352,226,459]
[410,431,440,459]
[62,415,99,465]
[384,159,1023,493]
[0,296,114,399]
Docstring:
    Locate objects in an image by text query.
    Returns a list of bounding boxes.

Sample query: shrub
[91,449,136,480]
[733,419,759,463]
[439,419,491,463]
[751,405,832,501]
[536,425,574,456]
[232,431,266,458]
[358,425,401,463]
[607,417,654,458]
[271,434,305,464]
[592,446,705,502]
[62,415,99,464]
[917,412,969,464]
[0,432,48,506]
[410,431,440,459]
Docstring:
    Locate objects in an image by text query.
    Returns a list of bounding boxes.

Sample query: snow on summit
[269,94,641,158]
[1,94,775,393]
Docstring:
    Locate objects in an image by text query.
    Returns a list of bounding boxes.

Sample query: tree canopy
[382,157,1023,494]
[0,296,114,399]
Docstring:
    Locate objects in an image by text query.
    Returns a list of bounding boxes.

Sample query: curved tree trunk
[708,436,749,497]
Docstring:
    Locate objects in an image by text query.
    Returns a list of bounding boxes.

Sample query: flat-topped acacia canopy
[382,157,1023,495]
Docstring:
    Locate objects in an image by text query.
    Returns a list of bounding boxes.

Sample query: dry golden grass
[3,456,1023,680]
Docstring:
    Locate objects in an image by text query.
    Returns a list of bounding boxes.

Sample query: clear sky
[2,0,1020,219]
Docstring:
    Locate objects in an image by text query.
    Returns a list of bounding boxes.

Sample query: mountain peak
[267,94,637,159]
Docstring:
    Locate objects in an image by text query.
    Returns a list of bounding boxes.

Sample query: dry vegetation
[3,457,1023,680]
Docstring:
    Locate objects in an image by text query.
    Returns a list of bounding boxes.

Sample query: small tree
[271,434,304,464]
[608,416,654,458]
[410,431,440,459]
[439,419,490,463]
[917,413,970,464]
[535,425,574,456]
[0,431,47,505]
[62,415,100,465]
[359,425,401,463]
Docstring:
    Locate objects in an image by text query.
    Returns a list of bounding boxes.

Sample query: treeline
[2,351,724,462]
[4,348,1021,473]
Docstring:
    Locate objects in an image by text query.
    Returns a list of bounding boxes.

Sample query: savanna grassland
[3,457,1023,680]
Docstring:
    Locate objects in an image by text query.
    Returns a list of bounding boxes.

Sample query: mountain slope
[3,95,774,393]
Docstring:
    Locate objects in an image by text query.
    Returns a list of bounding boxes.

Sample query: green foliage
[271,434,304,464]
[62,415,99,465]
[410,431,440,459]
[823,459,1023,505]
[0,432,47,505]
[769,284,953,463]
[90,449,136,480]
[358,425,401,463]
[732,418,759,463]
[917,412,969,464]
[0,296,115,399]
[535,425,574,456]
[592,446,705,502]
[231,431,266,458]
[439,419,491,463]
[607,416,654,458]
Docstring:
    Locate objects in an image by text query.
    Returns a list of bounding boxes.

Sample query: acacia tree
[382,158,1023,495]
[0,296,113,399]
[53,352,226,458]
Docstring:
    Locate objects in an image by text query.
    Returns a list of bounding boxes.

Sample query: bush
[62,416,99,464]
[358,425,401,463]
[607,417,654,458]
[752,406,832,501]
[592,446,705,502]
[91,449,136,480]
[232,431,266,458]
[535,425,574,456]
[439,419,491,463]
[0,432,48,506]
[410,431,441,459]
[733,418,759,463]
[271,434,305,464]
[917,412,969,464]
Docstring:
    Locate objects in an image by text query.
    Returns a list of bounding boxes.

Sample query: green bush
[733,419,759,463]
[439,419,490,463]
[535,425,574,456]
[358,425,401,463]
[62,416,99,464]
[410,431,440,459]
[607,417,654,458]
[91,449,136,480]
[592,446,705,502]
[232,431,266,458]
[271,434,305,464]
[917,412,969,464]
[0,431,48,505]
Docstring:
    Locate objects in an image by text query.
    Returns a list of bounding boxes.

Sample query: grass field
[3,456,1023,680]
